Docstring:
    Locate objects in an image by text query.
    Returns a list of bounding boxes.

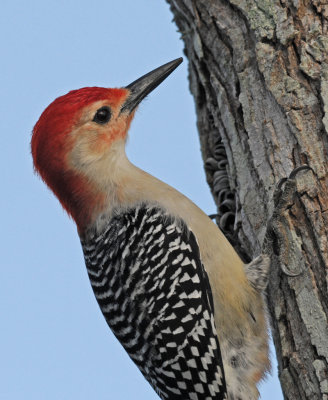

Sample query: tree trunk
[165,1,328,399]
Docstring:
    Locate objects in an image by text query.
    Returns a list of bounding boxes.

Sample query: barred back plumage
[81,204,227,400]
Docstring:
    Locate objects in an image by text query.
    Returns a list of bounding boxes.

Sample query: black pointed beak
[120,57,183,114]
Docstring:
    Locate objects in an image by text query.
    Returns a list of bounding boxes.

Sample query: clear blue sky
[1,1,282,399]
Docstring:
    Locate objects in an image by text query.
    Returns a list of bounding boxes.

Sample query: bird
[31,57,270,400]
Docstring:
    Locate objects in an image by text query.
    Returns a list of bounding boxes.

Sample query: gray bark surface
[166,1,328,399]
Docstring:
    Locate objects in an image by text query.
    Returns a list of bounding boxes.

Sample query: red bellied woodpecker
[31,58,270,400]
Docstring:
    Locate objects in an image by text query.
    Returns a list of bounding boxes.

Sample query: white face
[67,98,135,192]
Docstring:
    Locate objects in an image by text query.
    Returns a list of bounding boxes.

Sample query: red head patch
[31,87,128,231]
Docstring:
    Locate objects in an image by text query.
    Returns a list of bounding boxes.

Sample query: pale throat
[69,138,154,215]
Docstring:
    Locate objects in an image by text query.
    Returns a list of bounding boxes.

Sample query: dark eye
[92,106,111,124]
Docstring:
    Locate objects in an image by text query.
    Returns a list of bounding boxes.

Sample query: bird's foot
[263,165,314,277]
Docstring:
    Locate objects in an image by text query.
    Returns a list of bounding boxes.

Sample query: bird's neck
[86,151,178,231]
[72,141,165,232]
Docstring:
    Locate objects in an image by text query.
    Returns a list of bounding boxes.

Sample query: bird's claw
[277,165,313,190]
[274,165,313,206]
[289,164,314,179]
[264,165,313,276]
[280,262,303,277]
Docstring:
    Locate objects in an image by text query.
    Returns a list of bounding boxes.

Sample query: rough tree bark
[165,1,328,399]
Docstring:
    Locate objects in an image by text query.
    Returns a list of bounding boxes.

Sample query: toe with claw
[264,165,313,277]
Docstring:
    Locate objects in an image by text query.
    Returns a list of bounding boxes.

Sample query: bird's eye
[93,106,111,124]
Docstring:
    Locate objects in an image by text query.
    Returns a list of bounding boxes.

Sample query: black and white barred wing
[81,205,227,400]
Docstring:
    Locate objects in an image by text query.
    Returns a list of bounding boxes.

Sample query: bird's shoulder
[81,202,198,259]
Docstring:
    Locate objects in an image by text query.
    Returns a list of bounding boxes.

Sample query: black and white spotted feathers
[81,205,227,400]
